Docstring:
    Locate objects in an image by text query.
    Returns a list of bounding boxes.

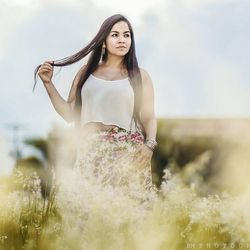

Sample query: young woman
[34,14,157,190]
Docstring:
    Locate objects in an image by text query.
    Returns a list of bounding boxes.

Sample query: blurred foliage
[1,119,250,249]
[152,118,249,195]
[24,138,49,160]
[9,119,250,196]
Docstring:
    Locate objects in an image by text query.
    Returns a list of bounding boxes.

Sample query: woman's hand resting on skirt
[133,143,153,169]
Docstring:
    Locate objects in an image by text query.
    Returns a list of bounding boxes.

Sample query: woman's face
[105,21,132,58]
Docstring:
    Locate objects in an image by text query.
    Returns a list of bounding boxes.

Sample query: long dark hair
[34,14,145,137]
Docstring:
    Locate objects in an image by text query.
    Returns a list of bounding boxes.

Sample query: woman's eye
[111,34,130,37]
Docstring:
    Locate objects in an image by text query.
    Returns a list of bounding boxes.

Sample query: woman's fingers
[37,61,54,83]
[40,61,53,70]
[44,60,54,65]
[38,64,53,73]
[43,62,53,68]
[38,68,51,74]
[42,66,52,70]
[133,152,147,168]
[39,66,50,71]
[132,144,152,169]
[135,157,149,169]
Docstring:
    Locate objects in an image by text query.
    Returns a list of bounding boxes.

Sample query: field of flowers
[1,119,250,250]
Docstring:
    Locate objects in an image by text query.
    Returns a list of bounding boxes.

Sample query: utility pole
[4,123,27,163]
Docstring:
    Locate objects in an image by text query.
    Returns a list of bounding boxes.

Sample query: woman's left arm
[140,68,157,142]
[133,68,157,166]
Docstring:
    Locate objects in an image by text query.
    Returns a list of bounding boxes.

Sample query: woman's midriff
[81,122,121,135]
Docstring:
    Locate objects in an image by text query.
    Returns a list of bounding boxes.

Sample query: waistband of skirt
[100,126,144,143]
[106,126,142,135]
[80,125,143,143]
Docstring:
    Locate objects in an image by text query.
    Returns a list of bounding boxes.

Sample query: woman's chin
[109,51,128,57]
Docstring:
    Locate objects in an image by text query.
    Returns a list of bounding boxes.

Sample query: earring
[101,44,106,59]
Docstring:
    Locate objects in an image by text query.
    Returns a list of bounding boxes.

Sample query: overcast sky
[1,0,250,174]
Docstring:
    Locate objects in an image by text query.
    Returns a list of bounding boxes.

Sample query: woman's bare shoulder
[72,64,87,85]
[67,64,87,102]
[139,67,152,84]
[78,64,87,75]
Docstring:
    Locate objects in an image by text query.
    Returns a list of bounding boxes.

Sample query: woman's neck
[96,62,128,77]
[101,56,125,69]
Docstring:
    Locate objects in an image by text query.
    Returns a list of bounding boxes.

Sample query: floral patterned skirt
[74,126,153,192]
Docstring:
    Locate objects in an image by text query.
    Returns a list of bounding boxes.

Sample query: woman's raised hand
[38,61,54,84]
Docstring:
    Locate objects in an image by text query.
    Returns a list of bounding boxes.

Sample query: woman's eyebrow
[110,31,130,33]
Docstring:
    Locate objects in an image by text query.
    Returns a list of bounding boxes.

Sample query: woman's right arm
[38,61,86,122]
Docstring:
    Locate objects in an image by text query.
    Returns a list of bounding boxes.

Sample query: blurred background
[0,0,250,192]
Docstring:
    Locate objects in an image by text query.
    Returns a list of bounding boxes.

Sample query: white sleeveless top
[80,74,137,132]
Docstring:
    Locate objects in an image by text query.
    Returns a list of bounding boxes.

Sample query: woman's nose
[118,36,125,43]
